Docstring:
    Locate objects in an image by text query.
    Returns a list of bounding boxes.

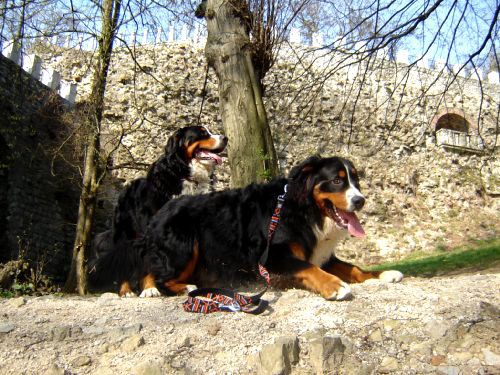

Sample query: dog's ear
[165,129,186,156]
[288,155,322,201]
[288,155,322,180]
[165,134,178,155]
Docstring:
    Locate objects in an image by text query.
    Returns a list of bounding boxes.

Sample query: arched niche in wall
[431,108,475,133]
[431,109,483,152]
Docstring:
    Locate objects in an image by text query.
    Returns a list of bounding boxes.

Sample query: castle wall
[27,42,500,262]
[0,54,79,280]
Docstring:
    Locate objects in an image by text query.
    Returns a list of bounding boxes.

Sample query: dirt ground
[1,270,499,375]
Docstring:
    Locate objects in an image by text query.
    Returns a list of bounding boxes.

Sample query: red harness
[181,184,288,314]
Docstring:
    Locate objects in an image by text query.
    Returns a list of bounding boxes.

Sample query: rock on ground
[0,272,499,374]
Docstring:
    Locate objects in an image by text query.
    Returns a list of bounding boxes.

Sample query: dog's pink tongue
[197,150,223,165]
[337,210,365,237]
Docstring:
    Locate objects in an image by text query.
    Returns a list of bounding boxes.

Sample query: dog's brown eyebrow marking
[338,170,346,178]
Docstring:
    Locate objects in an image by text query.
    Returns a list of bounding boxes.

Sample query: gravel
[0,272,498,374]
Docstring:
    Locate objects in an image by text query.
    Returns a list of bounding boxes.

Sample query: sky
[1,0,498,71]
[400,0,499,69]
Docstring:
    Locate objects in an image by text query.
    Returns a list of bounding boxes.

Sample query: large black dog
[136,155,403,300]
[90,126,227,296]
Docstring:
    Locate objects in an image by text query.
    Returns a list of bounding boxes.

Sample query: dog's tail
[87,234,142,289]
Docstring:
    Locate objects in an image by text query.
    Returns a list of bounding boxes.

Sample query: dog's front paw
[185,284,198,293]
[121,291,137,298]
[139,287,161,298]
[379,270,404,283]
[326,281,352,301]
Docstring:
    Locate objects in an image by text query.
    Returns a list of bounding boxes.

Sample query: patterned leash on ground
[182,184,288,314]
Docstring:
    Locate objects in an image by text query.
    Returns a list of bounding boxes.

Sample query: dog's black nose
[352,196,365,210]
[222,136,228,144]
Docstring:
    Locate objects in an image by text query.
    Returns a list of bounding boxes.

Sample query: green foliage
[258,149,271,161]
[370,238,500,277]
[0,289,15,298]
[0,229,58,298]
[0,283,39,298]
[12,282,34,295]
[258,149,272,181]
[259,168,273,181]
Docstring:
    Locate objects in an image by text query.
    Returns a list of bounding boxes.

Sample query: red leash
[182,184,288,314]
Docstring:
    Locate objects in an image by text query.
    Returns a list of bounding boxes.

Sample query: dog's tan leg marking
[139,273,161,298]
[294,265,352,301]
[164,241,199,295]
[323,261,382,283]
[119,280,136,298]
[324,260,403,283]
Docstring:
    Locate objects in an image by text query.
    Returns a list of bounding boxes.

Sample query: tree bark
[204,0,278,188]
[64,0,122,294]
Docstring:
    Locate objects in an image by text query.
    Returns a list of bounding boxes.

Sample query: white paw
[122,292,137,298]
[326,282,352,301]
[379,270,404,283]
[139,287,161,298]
[185,284,198,293]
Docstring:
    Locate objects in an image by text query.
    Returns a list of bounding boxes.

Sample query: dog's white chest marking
[310,217,348,267]
[180,159,214,196]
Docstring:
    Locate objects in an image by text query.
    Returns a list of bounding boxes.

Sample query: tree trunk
[204,0,278,188]
[64,132,99,294]
[64,0,122,294]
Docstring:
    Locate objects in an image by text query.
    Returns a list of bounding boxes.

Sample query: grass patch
[369,238,500,277]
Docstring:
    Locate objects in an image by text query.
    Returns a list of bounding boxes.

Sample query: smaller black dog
[89,126,227,296]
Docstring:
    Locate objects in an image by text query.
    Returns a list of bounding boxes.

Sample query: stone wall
[0,54,79,280]
[32,42,500,262]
